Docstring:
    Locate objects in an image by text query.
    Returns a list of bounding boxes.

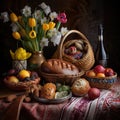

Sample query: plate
[31,92,72,104]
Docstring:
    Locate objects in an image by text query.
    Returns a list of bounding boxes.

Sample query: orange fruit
[96,73,105,78]
[18,69,30,79]
[86,70,96,77]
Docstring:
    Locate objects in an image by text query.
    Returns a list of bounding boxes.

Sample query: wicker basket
[53,30,95,71]
[39,69,84,85]
[3,77,40,91]
[84,73,117,89]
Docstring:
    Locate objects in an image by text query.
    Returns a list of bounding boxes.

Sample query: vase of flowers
[0,2,69,69]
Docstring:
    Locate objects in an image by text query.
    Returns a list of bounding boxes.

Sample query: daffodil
[50,32,61,46]
[49,12,58,21]
[40,37,49,50]
[0,12,9,22]
[21,5,31,17]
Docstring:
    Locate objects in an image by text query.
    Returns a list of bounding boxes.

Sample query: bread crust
[41,59,79,75]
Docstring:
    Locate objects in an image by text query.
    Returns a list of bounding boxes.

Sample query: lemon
[55,91,68,99]
[18,69,30,79]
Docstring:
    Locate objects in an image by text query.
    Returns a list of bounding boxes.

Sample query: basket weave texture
[84,73,117,89]
[39,69,84,85]
[53,30,95,71]
[3,77,40,91]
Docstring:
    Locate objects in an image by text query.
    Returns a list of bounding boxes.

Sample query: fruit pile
[4,69,39,84]
[86,65,116,78]
[84,64,117,89]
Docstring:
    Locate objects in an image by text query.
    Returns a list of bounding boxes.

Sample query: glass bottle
[95,24,107,67]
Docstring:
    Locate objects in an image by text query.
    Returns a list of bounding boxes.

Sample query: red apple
[105,68,114,76]
[88,88,100,100]
[94,65,105,73]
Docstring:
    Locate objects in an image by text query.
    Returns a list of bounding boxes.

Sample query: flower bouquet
[0,2,69,54]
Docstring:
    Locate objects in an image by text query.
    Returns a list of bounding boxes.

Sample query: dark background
[0,0,120,77]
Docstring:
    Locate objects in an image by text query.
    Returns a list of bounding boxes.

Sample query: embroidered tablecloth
[0,81,120,120]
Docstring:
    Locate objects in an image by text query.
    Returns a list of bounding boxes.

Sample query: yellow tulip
[49,22,55,30]
[28,18,36,27]
[42,23,49,31]
[10,13,18,22]
[29,30,36,39]
[10,47,32,60]
[12,32,21,40]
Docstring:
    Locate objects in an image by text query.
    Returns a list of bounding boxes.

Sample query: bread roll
[40,59,79,75]
[71,78,91,96]
[40,83,56,99]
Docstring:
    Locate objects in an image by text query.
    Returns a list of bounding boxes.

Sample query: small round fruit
[7,76,19,83]
[18,69,30,79]
[88,88,100,100]
[86,70,96,77]
[105,68,114,76]
[96,73,105,78]
[94,65,105,73]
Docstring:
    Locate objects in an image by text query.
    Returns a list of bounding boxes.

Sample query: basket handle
[59,30,89,59]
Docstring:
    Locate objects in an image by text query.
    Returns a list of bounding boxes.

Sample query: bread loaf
[40,59,79,75]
